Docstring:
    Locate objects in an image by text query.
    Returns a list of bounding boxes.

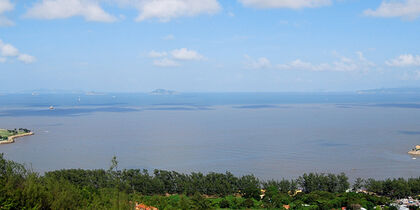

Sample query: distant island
[85,91,106,96]
[149,89,178,96]
[0,128,34,145]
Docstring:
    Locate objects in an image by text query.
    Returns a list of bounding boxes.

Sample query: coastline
[0,132,34,145]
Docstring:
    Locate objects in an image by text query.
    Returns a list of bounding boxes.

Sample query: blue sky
[1,0,420,92]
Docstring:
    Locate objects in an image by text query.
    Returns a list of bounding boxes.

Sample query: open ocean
[0,92,419,180]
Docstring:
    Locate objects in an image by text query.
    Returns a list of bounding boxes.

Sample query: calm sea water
[0,93,419,180]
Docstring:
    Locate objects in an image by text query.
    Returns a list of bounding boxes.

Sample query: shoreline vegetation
[0,128,33,145]
[0,155,419,209]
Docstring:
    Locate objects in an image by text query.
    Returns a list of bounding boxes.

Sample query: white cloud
[244,55,271,69]
[277,52,375,72]
[148,47,205,67]
[25,0,116,22]
[0,0,13,14]
[0,42,18,56]
[148,50,167,58]
[364,0,420,20]
[278,59,330,71]
[18,54,37,64]
[132,0,221,22]
[0,39,36,64]
[171,48,204,60]
[386,54,420,67]
[238,0,331,9]
[153,58,179,67]
[0,0,13,26]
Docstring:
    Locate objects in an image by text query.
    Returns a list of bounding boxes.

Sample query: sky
[0,0,420,93]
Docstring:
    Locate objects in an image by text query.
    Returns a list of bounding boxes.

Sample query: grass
[0,129,29,141]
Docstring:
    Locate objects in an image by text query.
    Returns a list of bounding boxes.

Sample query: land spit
[0,132,34,145]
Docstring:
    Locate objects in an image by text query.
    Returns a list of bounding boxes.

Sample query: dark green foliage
[263,178,298,194]
[18,128,31,133]
[219,198,230,208]
[242,198,255,208]
[190,192,212,209]
[297,172,350,193]
[0,154,418,209]
[262,185,291,208]
[352,178,364,191]
[236,174,261,200]
[364,177,420,199]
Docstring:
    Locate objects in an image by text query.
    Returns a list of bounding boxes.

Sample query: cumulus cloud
[0,0,13,14]
[171,48,204,60]
[0,42,18,57]
[364,0,420,20]
[244,55,271,69]
[386,54,420,67]
[0,0,14,26]
[238,0,331,9]
[148,48,204,67]
[116,0,220,22]
[25,0,116,22]
[153,58,179,67]
[0,40,36,64]
[18,54,37,64]
[278,59,330,71]
[277,52,375,72]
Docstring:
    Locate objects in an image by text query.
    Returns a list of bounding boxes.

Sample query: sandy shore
[0,132,34,145]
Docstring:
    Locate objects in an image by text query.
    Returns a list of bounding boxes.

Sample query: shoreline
[0,132,34,145]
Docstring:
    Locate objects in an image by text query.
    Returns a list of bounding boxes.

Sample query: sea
[0,92,419,180]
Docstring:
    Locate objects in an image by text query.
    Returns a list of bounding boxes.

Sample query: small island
[150,89,178,96]
[408,145,420,155]
[0,128,34,145]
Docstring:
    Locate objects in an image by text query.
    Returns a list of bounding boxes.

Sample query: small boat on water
[408,145,420,155]
[49,106,55,110]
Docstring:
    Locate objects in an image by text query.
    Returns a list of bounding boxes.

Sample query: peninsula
[0,128,34,145]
